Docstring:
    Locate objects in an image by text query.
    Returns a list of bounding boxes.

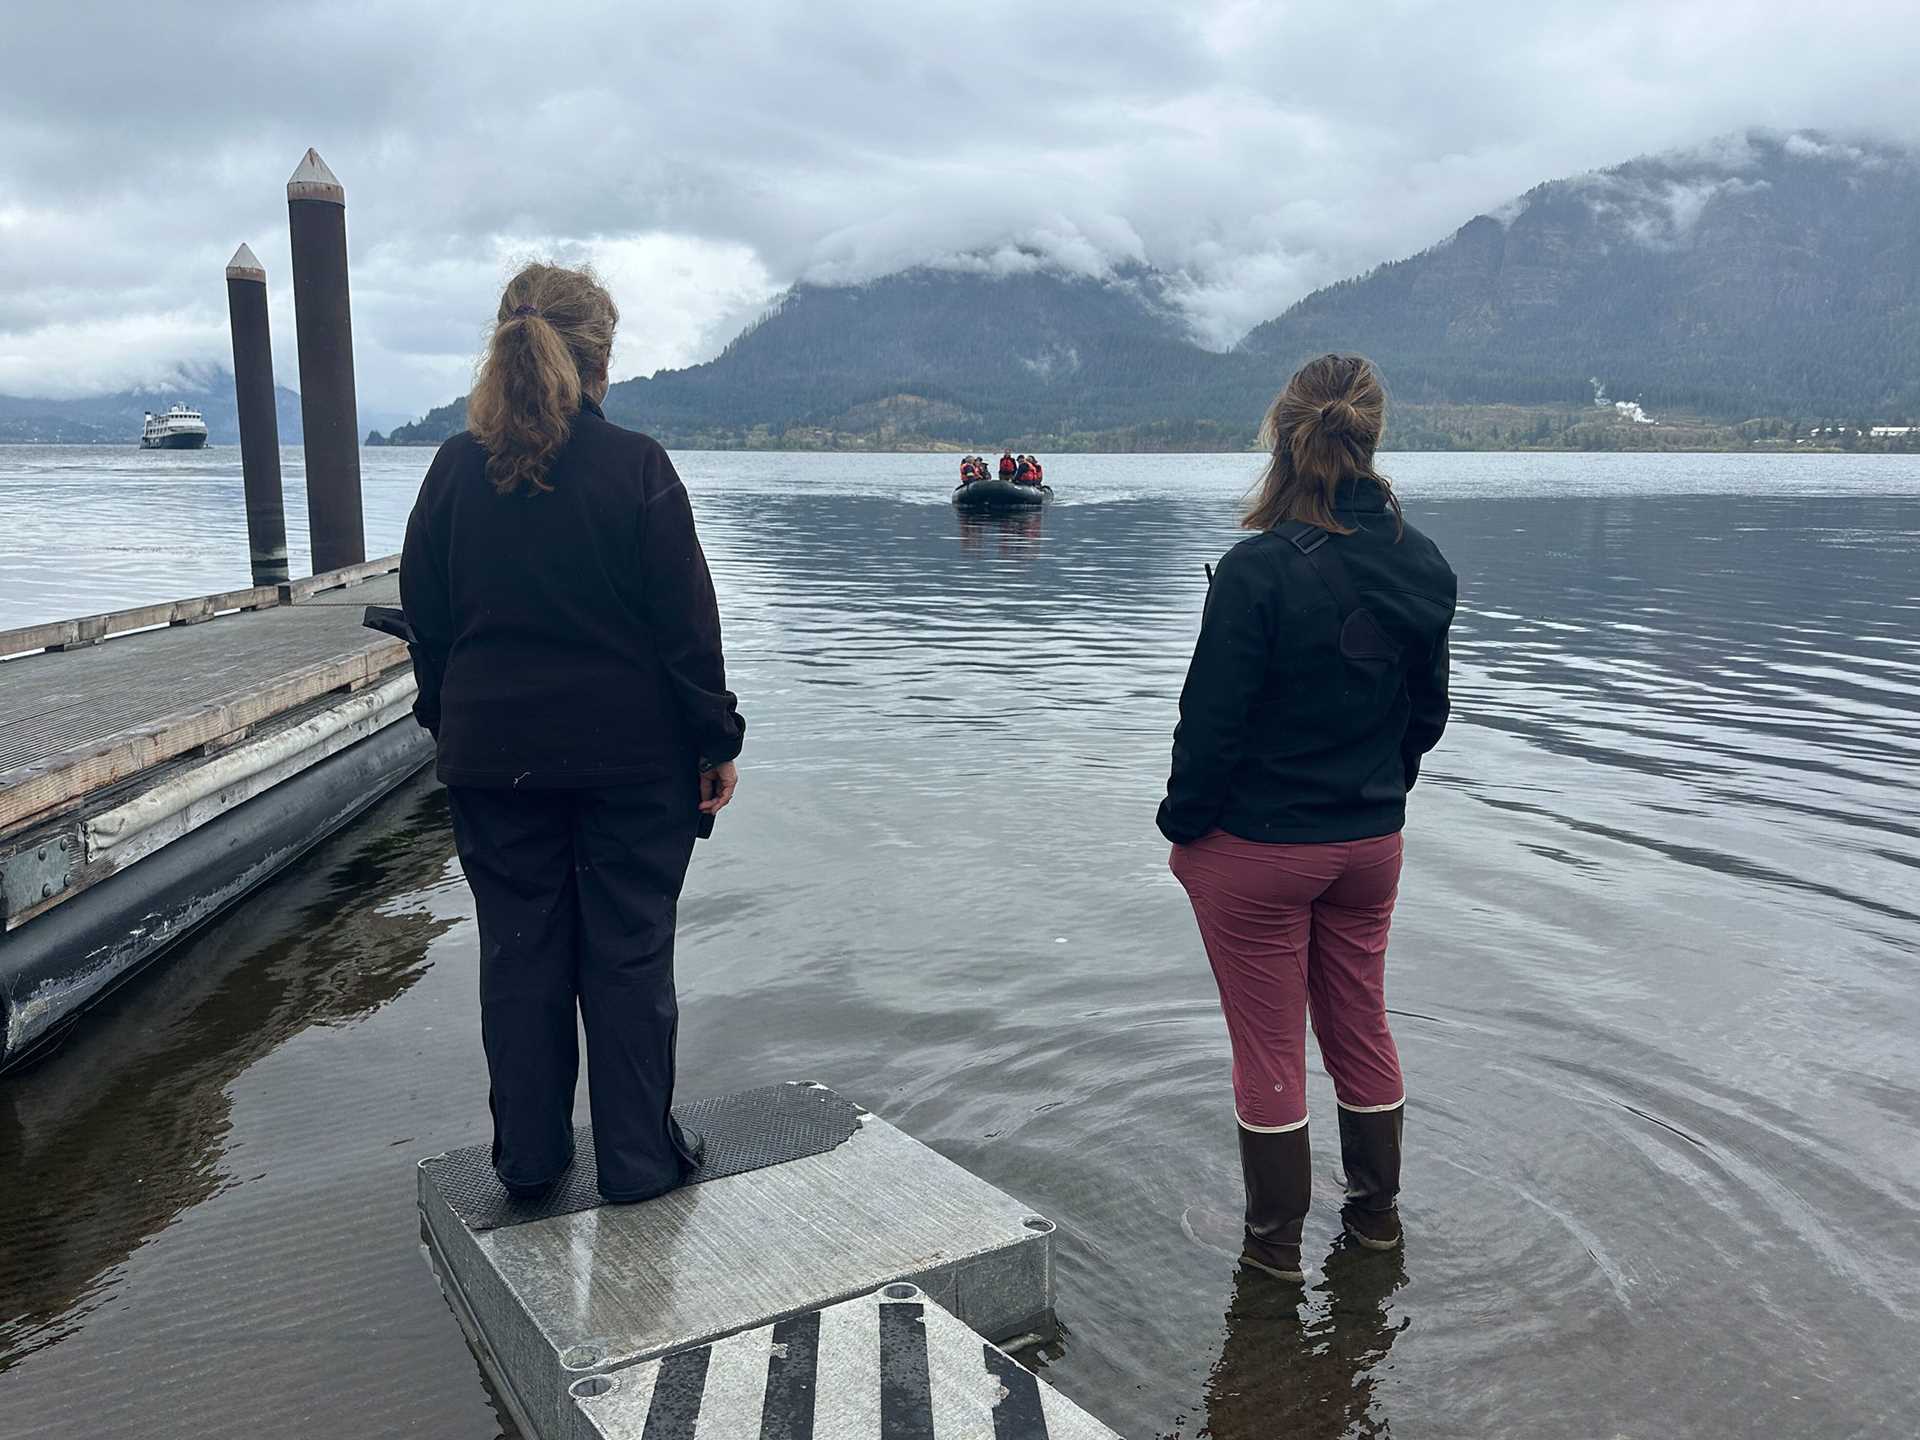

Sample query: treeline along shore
[366,401,1920,456]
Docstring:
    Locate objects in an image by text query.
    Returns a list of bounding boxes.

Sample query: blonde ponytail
[1244,353,1400,536]
[467,263,618,495]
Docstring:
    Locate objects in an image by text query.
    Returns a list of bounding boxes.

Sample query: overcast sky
[4,0,1918,419]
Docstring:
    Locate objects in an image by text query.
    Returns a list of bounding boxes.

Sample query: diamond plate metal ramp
[569,1284,1122,1440]
[419,1084,1056,1440]
[421,1083,865,1230]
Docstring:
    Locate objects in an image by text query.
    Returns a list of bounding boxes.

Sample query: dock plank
[0,574,409,831]
[0,585,282,661]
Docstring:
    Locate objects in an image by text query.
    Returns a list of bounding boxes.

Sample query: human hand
[698,761,739,816]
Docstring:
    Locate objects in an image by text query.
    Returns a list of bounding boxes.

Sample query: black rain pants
[447,780,699,1202]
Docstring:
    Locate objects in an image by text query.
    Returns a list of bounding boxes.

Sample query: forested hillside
[364,129,1920,451]
[1242,131,1920,421]
[0,371,305,445]
[379,263,1268,449]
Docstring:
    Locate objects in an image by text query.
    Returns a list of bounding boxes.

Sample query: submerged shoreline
[3,450,1917,1440]
[13,434,1916,455]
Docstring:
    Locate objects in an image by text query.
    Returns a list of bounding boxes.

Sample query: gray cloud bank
[3,0,1918,414]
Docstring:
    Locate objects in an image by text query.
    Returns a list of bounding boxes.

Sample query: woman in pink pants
[1159,354,1457,1281]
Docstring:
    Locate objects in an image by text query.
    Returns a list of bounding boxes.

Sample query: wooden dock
[0,557,431,1067]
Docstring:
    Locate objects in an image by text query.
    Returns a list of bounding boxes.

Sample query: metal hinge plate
[0,834,79,922]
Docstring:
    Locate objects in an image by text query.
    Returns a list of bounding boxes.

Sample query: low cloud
[1782,132,1881,164]
[0,312,231,400]
[3,1,1918,414]
[1486,123,1897,254]
[1594,175,1774,249]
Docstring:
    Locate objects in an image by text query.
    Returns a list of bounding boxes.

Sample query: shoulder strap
[1276,520,1404,664]
[1276,520,1367,618]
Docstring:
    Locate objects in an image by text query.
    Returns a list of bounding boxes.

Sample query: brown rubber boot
[1238,1123,1312,1281]
[1336,1103,1404,1250]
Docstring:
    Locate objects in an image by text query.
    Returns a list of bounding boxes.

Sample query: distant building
[1870,425,1914,437]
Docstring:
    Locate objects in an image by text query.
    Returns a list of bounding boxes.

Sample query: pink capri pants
[1171,830,1406,1131]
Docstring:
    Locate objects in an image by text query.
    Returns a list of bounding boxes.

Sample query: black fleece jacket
[400,398,744,787]
[1157,482,1456,845]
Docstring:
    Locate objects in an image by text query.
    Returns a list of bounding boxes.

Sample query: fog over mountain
[0,368,306,445]
[1241,131,1920,420]
[369,130,1920,449]
[4,1,1920,416]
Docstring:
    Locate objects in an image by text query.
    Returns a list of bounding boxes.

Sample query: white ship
[140,404,209,450]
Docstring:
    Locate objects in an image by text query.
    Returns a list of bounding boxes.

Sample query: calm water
[3,446,1919,1439]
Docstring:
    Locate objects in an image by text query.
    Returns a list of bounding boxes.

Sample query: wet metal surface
[422,1097,1052,1435]
[570,1286,1120,1440]
[424,1082,864,1230]
[3,449,1920,1439]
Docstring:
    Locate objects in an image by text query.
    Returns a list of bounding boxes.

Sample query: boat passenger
[401,262,744,1207]
[1031,457,1045,485]
[1159,352,1456,1284]
[999,452,1017,480]
[1015,456,1037,485]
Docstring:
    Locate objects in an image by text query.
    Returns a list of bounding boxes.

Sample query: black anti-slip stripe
[982,1344,1050,1440]
[760,1310,822,1440]
[642,1344,712,1440]
[878,1302,935,1440]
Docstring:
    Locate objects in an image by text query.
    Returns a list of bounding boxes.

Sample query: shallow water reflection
[0,787,467,1394]
[683,462,1920,1440]
[1205,1246,1409,1440]
[2,450,1919,1439]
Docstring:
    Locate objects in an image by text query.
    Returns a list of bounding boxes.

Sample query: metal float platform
[419,1084,1094,1440]
[571,1283,1122,1440]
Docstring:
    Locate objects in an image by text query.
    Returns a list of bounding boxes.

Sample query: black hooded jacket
[1157,481,1456,845]
[400,398,744,788]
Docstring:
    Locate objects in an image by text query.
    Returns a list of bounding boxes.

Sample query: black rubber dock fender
[0,719,434,1073]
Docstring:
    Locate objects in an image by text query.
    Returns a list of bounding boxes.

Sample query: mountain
[379,262,1266,449]
[0,368,306,445]
[374,128,1920,451]
[12,132,1919,452]
[608,262,1260,443]
[1242,130,1920,421]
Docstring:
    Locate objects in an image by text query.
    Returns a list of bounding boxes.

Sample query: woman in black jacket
[1159,354,1456,1281]
[401,263,744,1204]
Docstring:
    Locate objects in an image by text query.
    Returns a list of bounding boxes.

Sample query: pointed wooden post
[225,244,290,586]
[287,149,365,575]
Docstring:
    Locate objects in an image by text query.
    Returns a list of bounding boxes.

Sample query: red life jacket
[1031,461,1043,482]
[999,456,1015,477]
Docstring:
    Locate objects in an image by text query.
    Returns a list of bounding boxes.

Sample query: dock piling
[224,244,291,586]
[287,149,366,575]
